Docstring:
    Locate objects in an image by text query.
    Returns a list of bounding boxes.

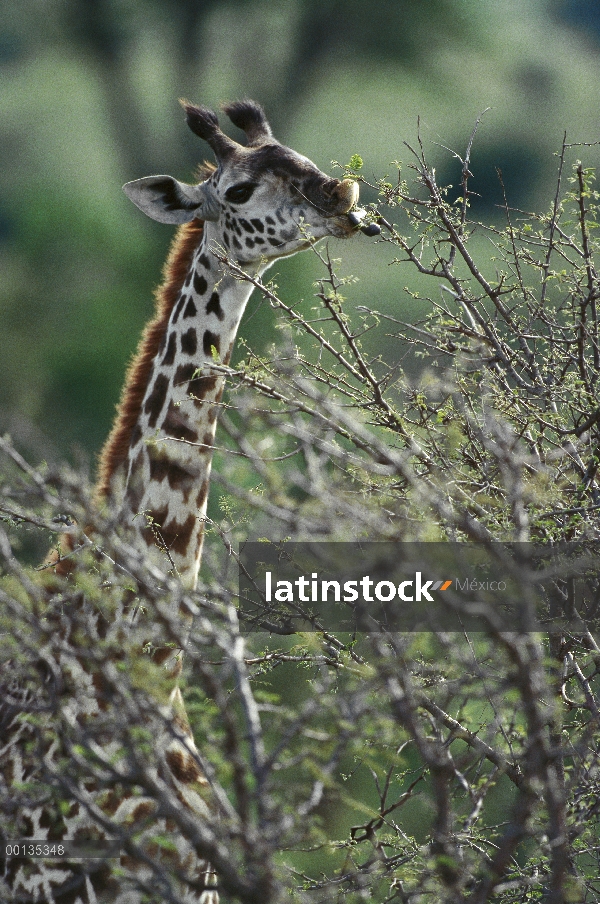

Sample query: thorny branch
[3,124,600,903]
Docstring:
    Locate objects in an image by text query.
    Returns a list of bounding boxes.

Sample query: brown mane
[95,218,205,501]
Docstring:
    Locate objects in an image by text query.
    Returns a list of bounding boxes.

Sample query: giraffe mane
[196,160,217,180]
[95,218,205,502]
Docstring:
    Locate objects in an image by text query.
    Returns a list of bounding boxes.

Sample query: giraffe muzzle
[348,208,382,237]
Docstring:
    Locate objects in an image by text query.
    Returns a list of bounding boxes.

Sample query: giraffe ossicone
[98,98,369,590]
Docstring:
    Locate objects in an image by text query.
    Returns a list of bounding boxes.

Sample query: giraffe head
[124,100,370,263]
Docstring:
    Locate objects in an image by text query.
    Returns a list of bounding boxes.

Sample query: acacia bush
[2,127,600,903]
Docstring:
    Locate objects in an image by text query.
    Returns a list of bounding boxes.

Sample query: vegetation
[2,126,600,902]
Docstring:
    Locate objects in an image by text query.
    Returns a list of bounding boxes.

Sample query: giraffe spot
[148,450,198,500]
[147,446,170,483]
[101,789,130,817]
[180,327,198,356]
[196,480,209,510]
[198,253,211,270]
[174,362,196,384]
[238,217,255,233]
[276,208,287,224]
[91,673,110,712]
[167,462,198,505]
[161,511,197,555]
[183,297,197,318]
[165,747,204,784]
[222,231,230,248]
[265,215,275,225]
[126,460,145,512]
[232,235,242,251]
[162,402,199,443]
[130,801,155,822]
[206,290,224,321]
[130,422,143,448]
[267,226,276,235]
[202,432,214,449]
[245,237,255,248]
[167,460,197,490]
[146,504,169,525]
[193,271,208,295]
[144,373,169,428]
[39,810,54,831]
[127,490,142,517]
[161,331,177,366]
[267,237,282,247]
[203,330,221,357]
[190,374,218,400]
[251,218,264,232]
[132,447,143,469]
[141,504,180,549]
[172,294,187,324]
[132,448,145,474]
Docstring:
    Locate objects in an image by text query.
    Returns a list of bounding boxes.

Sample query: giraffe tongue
[347,208,381,236]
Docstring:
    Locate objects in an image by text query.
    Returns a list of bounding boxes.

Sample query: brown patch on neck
[95,219,204,501]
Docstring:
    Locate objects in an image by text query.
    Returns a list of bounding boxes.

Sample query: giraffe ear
[123,175,220,224]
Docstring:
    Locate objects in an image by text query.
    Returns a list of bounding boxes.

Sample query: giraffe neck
[100,222,261,589]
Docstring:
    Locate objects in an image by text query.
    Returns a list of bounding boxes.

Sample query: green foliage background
[2,0,600,473]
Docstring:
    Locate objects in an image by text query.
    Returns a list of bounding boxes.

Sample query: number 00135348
[4,841,121,859]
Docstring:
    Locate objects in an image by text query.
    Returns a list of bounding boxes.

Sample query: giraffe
[97,98,374,589]
[0,99,375,904]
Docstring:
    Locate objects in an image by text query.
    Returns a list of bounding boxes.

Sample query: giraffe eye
[225,182,257,204]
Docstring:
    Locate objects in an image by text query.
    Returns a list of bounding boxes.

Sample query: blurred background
[2,0,600,467]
